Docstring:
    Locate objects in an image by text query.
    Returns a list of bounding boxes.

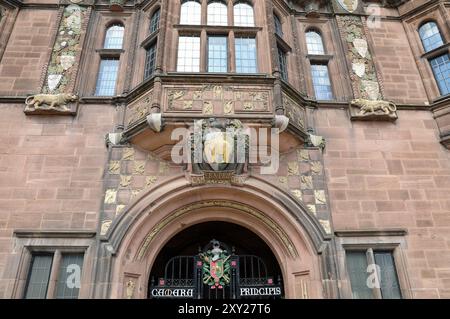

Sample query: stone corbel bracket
[146,113,164,133]
[23,93,79,116]
[348,98,398,122]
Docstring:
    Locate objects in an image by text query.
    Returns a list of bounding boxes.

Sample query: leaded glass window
[306,31,325,55]
[274,14,283,37]
[208,36,227,72]
[24,254,53,299]
[235,37,257,73]
[278,46,288,81]
[233,2,254,27]
[55,254,84,299]
[144,43,157,79]
[430,54,450,96]
[207,1,228,26]
[104,24,125,49]
[419,22,444,53]
[150,8,160,34]
[311,64,333,100]
[95,58,120,96]
[177,36,200,72]
[180,1,201,25]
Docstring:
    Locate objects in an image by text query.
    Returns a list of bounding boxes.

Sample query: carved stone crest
[353,38,368,58]
[352,62,365,78]
[189,118,248,185]
[60,55,76,70]
[336,0,359,13]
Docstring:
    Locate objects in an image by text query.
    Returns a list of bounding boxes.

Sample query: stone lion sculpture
[351,98,397,116]
[25,93,78,111]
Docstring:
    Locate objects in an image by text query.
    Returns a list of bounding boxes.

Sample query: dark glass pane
[419,22,444,52]
[274,15,283,37]
[55,253,84,299]
[24,254,53,299]
[278,46,287,81]
[346,251,374,299]
[430,54,450,96]
[95,58,120,96]
[150,9,160,34]
[208,36,227,73]
[144,43,157,79]
[374,252,402,299]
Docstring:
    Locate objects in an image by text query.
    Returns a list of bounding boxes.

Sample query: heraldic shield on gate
[199,240,232,289]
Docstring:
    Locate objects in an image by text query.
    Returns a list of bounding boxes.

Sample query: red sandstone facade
[0,0,449,299]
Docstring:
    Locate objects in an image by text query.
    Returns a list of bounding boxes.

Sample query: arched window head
[207,1,228,26]
[419,22,444,53]
[150,8,161,34]
[234,2,254,27]
[306,30,324,55]
[180,0,201,25]
[274,14,283,37]
[104,24,125,49]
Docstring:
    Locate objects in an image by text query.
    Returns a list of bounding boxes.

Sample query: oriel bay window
[176,0,258,73]
[418,21,450,96]
[24,251,85,299]
[346,249,401,299]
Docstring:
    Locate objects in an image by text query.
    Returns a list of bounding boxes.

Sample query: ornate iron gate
[149,240,283,299]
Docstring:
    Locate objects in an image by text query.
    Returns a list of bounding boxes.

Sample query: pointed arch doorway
[148,222,284,299]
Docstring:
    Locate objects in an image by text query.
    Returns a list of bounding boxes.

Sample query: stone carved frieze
[283,93,306,131]
[164,85,271,115]
[126,90,153,127]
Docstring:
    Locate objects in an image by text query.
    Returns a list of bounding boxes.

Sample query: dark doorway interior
[148,221,284,299]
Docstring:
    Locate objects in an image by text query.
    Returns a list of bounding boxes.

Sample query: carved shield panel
[353,38,368,58]
[337,0,359,13]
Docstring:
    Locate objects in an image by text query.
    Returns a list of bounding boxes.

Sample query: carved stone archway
[91,175,338,299]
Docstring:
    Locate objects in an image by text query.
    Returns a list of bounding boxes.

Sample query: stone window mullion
[46,250,61,299]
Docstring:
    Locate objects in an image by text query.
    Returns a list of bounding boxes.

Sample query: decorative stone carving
[104,189,117,204]
[42,5,88,95]
[146,113,163,132]
[349,98,398,121]
[24,93,78,115]
[306,133,326,149]
[336,16,383,101]
[283,93,306,131]
[189,118,248,184]
[100,220,112,236]
[164,85,271,114]
[332,0,363,14]
[126,91,152,126]
[273,115,289,133]
[125,280,136,299]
